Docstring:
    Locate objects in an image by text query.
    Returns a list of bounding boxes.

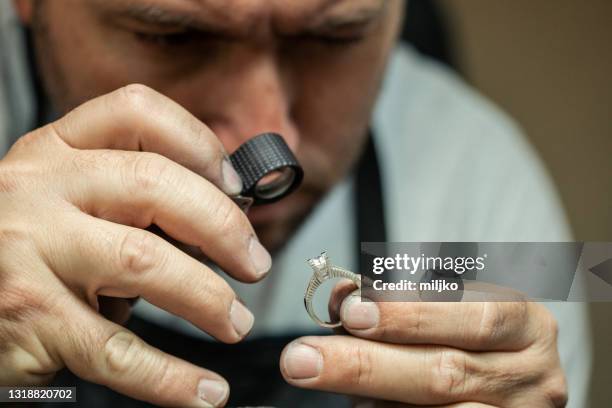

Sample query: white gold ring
[304,252,361,328]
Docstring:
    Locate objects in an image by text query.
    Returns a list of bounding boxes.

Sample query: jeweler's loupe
[229,133,303,211]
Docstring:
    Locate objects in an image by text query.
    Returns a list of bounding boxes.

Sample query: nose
[203,53,299,154]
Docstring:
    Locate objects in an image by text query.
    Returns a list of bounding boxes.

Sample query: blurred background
[402,0,611,405]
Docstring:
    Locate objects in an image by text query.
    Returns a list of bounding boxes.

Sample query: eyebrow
[317,1,387,25]
[94,0,223,32]
[124,4,199,27]
[95,0,387,36]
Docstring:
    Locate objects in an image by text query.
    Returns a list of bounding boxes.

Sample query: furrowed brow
[309,0,387,32]
[93,0,219,31]
[124,4,198,27]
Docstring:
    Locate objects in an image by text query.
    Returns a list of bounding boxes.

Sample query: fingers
[49,299,229,407]
[13,84,270,283]
[330,282,542,351]
[42,213,254,343]
[48,84,243,196]
[62,149,271,283]
[281,336,515,406]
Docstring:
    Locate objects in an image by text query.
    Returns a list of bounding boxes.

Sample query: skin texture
[0,0,567,406]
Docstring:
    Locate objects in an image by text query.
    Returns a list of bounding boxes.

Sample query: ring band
[304,252,361,328]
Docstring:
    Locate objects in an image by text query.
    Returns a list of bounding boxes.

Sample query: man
[0,0,591,407]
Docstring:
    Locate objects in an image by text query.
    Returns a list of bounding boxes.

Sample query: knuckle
[147,358,176,401]
[128,153,175,193]
[207,195,244,235]
[545,372,568,407]
[346,343,374,387]
[103,331,143,376]
[403,303,425,336]
[118,229,163,277]
[475,302,529,348]
[429,349,469,399]
[473,302,505,347]
[117,83,157,113]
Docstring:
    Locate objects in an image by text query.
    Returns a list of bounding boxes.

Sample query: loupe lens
[254,167,296,200]
[229,132,303,205]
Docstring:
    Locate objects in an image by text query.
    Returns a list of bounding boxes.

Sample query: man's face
[18,0,403,251]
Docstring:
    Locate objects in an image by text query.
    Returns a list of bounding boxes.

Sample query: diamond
[307,252,331,279]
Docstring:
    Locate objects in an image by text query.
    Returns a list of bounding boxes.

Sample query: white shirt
[0,3,590,406]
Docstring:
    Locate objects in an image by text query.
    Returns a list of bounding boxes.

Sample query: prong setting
[307,252,331,280]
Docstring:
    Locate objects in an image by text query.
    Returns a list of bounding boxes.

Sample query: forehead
[94,0,386,34]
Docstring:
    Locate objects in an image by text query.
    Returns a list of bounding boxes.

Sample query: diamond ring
[304,252,361,328]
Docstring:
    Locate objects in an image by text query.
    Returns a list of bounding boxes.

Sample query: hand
[280,280,567,407]
[0,84,272,407]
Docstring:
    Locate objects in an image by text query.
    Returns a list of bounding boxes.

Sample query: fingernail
[221,157,243,196]
[283,343,322,379]
[230,298,254,338]
[248,236,272,277]
[198,378,228,407]
[341,295,379,330]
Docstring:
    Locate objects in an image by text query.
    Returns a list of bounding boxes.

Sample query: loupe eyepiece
[229,133,303,207]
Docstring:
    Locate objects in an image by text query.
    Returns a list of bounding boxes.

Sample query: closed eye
[308,33,367,46]
[134,29,204,47]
